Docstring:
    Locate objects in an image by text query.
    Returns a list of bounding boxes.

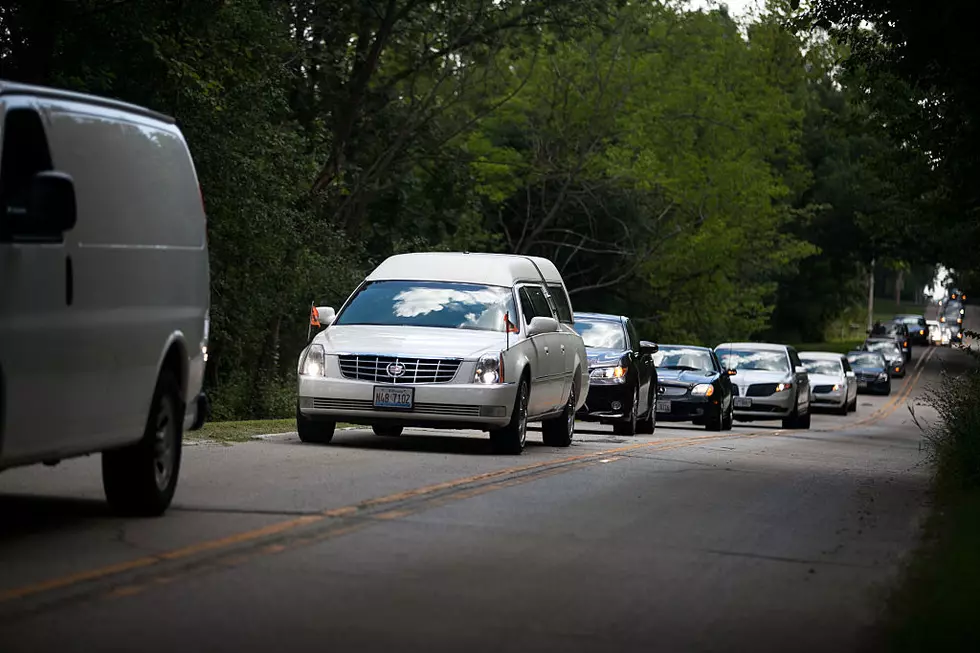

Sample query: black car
[846,351,891,395]
[940,300,966,345]
[653,345,734,431]
[573,312,658,435]
[893,314,930,346]
[863,338,906,377]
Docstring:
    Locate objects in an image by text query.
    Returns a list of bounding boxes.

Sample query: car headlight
[300,344,326,377]
[474,353,504,384]
[878,372,888,381]
[775,382,793,392]
[832,384,840,392]
[691,383,714,397]
[590,365,627,384]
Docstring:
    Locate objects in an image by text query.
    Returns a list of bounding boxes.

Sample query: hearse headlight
[301,344,326,377]
[475,353,504,384]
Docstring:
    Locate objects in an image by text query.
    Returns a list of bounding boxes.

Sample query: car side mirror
[4,171,77,242]
[639,341,659,356]
[317,306,336,328]
[794,366,807,375]
[527,316,559,337]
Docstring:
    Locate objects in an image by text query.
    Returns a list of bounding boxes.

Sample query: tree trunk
[895,268,905,307]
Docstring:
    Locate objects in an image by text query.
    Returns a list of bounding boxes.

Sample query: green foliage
[0,0,947,416]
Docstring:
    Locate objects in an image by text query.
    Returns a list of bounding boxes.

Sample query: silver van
[0,81,210,515]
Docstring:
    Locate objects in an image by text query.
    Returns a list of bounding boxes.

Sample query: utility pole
[867,257,876,333]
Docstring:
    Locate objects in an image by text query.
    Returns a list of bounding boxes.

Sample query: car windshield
[848,353,884,368]
[654,346,716,371]
[897,316,924,326]
[334,280,517,332]
[866,341,902,358]
[717,349,790,372]
[573,319,627,349]
[801,359,841,376]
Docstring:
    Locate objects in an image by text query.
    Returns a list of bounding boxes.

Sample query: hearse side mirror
[527,316,559,337]
[317,306,336,328]
[639,341,659,356]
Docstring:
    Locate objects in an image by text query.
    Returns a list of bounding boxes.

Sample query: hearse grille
[337,355,461,384]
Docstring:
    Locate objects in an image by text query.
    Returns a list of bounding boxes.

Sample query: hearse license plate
[734,397,752,409]
[656,400,672,413]
[373,386,414,410]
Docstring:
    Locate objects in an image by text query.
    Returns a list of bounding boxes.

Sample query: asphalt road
[0,339,975,653]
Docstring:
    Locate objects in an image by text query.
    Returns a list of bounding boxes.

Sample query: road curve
[0,342,971,653]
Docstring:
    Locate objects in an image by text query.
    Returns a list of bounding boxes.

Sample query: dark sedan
[882,321,912,361]
[893,314,930,346]
[653,345,734,431]
[846,351,891,395]
[863,338,906,377]
[573,312,658,435]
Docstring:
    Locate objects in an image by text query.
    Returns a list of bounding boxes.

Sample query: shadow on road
[0,494,115,540]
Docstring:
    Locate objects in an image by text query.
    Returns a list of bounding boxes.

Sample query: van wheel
[296,407,336,444]
[491,378,528,455]
[543,383,576,447]
[102,370,184,517]
[372,425,403,437]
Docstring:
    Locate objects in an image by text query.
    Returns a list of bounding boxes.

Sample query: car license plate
[373,386,414,410]
[858,380,868,389]
[656,400,671,413]
[734,397,752,409]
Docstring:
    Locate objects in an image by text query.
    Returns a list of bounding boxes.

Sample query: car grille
[658,385,689,397]
[813,385,836,394]
[337,355,461,384]
[746,383,779,397]
[857,372,879,383]
[311,397,481,416]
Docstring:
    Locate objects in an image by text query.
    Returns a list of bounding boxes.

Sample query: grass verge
[188,418,299,443]
[876,487,980,652]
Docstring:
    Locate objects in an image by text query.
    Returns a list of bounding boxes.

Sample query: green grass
[873,297,929,324]
[877,487,980,652]
[791,339,865,355]
[189,418,299,443]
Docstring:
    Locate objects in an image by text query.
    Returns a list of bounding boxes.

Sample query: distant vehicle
[926,319,949,346]
[881,321,912,360]
[0,81,211,516]
[939,300,966,344]
[573,312,658,435]
[653,344,734,431]
[715,343,812,429]
[863,338,906,377]
[296,252,590,455]
[893,314,930,346]
[846,351,892,395]
[948,288,966,303]
[799,352,858,415]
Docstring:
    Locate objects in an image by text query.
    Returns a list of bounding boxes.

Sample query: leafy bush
[916,330,980,488]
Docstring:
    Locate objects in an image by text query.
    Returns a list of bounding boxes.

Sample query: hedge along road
[0,340,957,653]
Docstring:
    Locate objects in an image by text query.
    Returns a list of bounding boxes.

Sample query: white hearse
[297,252,589,454]
[0,81,210,515]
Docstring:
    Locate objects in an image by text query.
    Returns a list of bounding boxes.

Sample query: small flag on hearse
[504,312,519,334]
[310,304,320,328]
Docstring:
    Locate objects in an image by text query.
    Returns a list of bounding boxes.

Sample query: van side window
[0,109,54,224]
[518,285,553,324]
[547,283,574,324]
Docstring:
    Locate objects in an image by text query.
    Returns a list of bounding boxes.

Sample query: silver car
[799,352,858,415]
[715,343,812,429]
[296,252,590,455]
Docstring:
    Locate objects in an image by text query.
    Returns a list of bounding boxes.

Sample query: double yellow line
[0,351,940,608]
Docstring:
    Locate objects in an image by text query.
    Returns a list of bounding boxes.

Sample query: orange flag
[310,304,320,328]
[504,312,519,334]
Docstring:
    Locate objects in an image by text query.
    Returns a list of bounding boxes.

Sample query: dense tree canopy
[0,0,952,418]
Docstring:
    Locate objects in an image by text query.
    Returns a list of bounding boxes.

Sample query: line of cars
[297,251,882,454]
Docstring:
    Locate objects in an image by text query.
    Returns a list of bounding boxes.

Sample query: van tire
[491,378,529,455]
[542,383,575,447]
[297,407,336,444]
[102,370,184,517]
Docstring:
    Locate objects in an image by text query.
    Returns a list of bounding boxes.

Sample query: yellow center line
[0,355,938,605]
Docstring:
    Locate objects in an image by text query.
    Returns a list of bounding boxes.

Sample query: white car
[297,252,590,454]
[799,351,858,415]
[715,342,812,429]
[0,81,210,515]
